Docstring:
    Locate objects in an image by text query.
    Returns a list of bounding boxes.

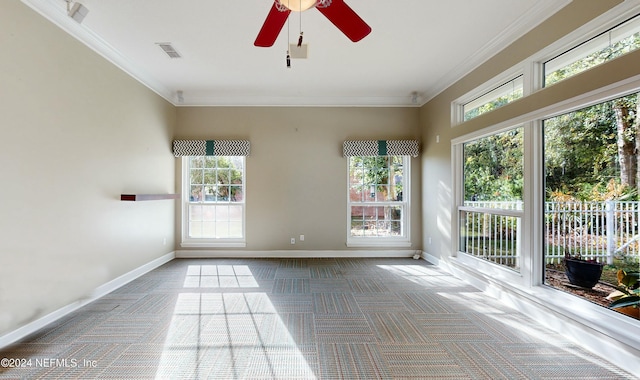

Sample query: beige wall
[419,0,637,261]
[2,0,633,341]
[0,0,176,335]
[175,106,421,251]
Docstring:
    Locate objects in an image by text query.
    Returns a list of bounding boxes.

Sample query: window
[183,156,245,247]
[543,93,640,314]
[347,155,410,247]
[454,10,640,126]
[454,83,640,320]
[449,6,640,364]
[462,76,524,122]
[545,14,640,86]
[458,127,524,271]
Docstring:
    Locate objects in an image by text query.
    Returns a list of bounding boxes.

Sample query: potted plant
[607,270,640,318]
[563,253,604,288]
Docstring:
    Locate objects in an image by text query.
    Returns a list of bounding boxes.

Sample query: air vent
[156,43,181,59]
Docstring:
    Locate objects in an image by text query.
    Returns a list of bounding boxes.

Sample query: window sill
[181,240,246,248]
[346,239,411,248]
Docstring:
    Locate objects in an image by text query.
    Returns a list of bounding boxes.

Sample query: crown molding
[178,94,423,108]
[21,0,175,103]
[421,0,572,104]
[20,0,575,108]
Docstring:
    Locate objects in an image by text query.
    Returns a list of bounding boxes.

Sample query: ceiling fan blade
[254,2,291,47]
[316,0,371,42]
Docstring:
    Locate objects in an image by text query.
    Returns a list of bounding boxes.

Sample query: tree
[350,156,402,200]
[546,28,640,86]
[464,128,523,202]
[544,93,640,199]
[544,93,638,200]
[465,26,640,202]
[464,81,523,121]
[545,101,618,196]
[613,95,639,188]
[190,156,243,202]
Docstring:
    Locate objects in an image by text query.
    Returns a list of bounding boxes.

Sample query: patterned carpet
[0,258,634,379]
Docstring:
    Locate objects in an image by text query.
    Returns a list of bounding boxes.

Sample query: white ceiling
[23,0,570,107]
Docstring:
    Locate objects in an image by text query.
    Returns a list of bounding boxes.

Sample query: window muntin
[459,126,524,271]
[348,156,410,246]
[184,156,245,245]
[463,76,524,122]
[545,14,640,87]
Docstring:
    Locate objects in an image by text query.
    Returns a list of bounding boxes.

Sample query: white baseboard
[175,249,419,259]
[0,251,175,350]
[419,250,440,266]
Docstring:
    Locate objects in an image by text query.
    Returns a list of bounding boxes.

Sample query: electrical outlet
[291,238,296,244]
[300,235,305,242]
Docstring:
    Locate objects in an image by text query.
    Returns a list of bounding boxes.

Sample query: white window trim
[451,75,640,359]
[453,123,528,286]
[451,67,525,126]
[346,156,411,248]
[451,0,640,127]
[536,1,640,73]
[543,12,640,88]
[452,74,640,271]
[180,157,246,248]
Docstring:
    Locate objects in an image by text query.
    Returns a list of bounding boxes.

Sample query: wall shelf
[121,194,180,201]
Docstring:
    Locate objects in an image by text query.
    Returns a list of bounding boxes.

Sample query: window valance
[173,140,251,157]
[343,140,420,157]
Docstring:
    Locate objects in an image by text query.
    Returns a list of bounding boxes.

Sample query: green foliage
[190,156,243,202]
[464,86,523,121]
[465,24,640,203]
[466,92,639,203]
[542,24,640,202]
[609,295,640,309]
[608,270,640,311]
[463,127,523,201]
[545,102,617,194]
[350,156,403,200]
[544,93,638,201]
[546,29,640,86]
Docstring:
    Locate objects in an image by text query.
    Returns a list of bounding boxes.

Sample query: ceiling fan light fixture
[277,0,317,12]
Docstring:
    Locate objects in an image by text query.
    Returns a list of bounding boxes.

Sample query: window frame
[181,156,246,248]
[543,13,640,88]
[346,155,411,248]
[451,74,640,352]
[463,75,525,122]
[452,3,640,127]
[453,122,532,287]
[458,125,526,274]
[451,67,526,126]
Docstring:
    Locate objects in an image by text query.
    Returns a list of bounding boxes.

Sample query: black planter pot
[564,258,604,288]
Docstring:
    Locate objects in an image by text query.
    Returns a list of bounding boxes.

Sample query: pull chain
[298,0,304,47]
[286,13,291,68]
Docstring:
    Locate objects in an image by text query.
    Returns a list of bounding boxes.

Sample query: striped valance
[173,140,250,157]
[343,140,420,157]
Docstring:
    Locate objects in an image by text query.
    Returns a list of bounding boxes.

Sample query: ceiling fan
[254,0,371,47]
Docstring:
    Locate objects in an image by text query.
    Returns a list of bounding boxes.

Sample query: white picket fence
[545,200,640,264]
[461,201,640,266]
[459,202,522,268]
